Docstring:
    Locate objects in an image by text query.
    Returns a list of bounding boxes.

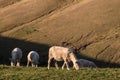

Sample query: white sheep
[9,47,22,66]
[47,46,79,70]
[76,59,97,68]
[27,51,39,67]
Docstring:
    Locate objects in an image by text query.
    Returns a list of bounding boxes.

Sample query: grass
[0,65,120,80]
[0,0,120,71]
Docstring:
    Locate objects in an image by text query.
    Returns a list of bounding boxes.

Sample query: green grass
[0,65,120,80]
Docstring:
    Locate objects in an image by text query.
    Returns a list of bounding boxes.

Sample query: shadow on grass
[0,35,49,66]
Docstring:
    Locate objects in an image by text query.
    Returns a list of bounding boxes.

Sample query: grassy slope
[0,0,75,33]
[0,0,120,66]
[0,65,120,80]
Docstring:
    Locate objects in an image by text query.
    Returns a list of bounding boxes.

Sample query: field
[0,0,120,75]
[0,65,120,80]
[0,0,120,67]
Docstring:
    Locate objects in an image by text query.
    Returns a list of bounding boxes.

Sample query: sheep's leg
[35,65,38,67]
[32,63,35,67]
[16,59,20,66]
[27,61,30,67]
[55,61,59,69]
[32,63,34,67]
[62,62,66,70]
[16,62,20,66]
[11,62,14,66]
[47,58,52,69]
[64,60,70,70]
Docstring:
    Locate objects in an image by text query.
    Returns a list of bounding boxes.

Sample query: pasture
[0,65,120,80]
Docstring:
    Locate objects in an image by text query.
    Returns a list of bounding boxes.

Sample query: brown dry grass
[0,0,22,8]
[0,0,76,33]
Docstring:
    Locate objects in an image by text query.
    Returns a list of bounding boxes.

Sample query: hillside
[0,0,120,67]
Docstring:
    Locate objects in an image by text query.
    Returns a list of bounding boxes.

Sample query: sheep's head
[9,58,16,66]
[74,61,80,70]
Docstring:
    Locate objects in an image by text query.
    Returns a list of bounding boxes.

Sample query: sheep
[47,46,79,70]
[76,59,97,68]
[27,51,39,67]
[9,47,22,66]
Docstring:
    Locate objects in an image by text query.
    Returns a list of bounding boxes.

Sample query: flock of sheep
[9,46,97,70]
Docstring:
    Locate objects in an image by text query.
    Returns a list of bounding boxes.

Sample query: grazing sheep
[27,51,39,67]
[76,59,97,68]
[9,47,22,66]
[47,46,79,70]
